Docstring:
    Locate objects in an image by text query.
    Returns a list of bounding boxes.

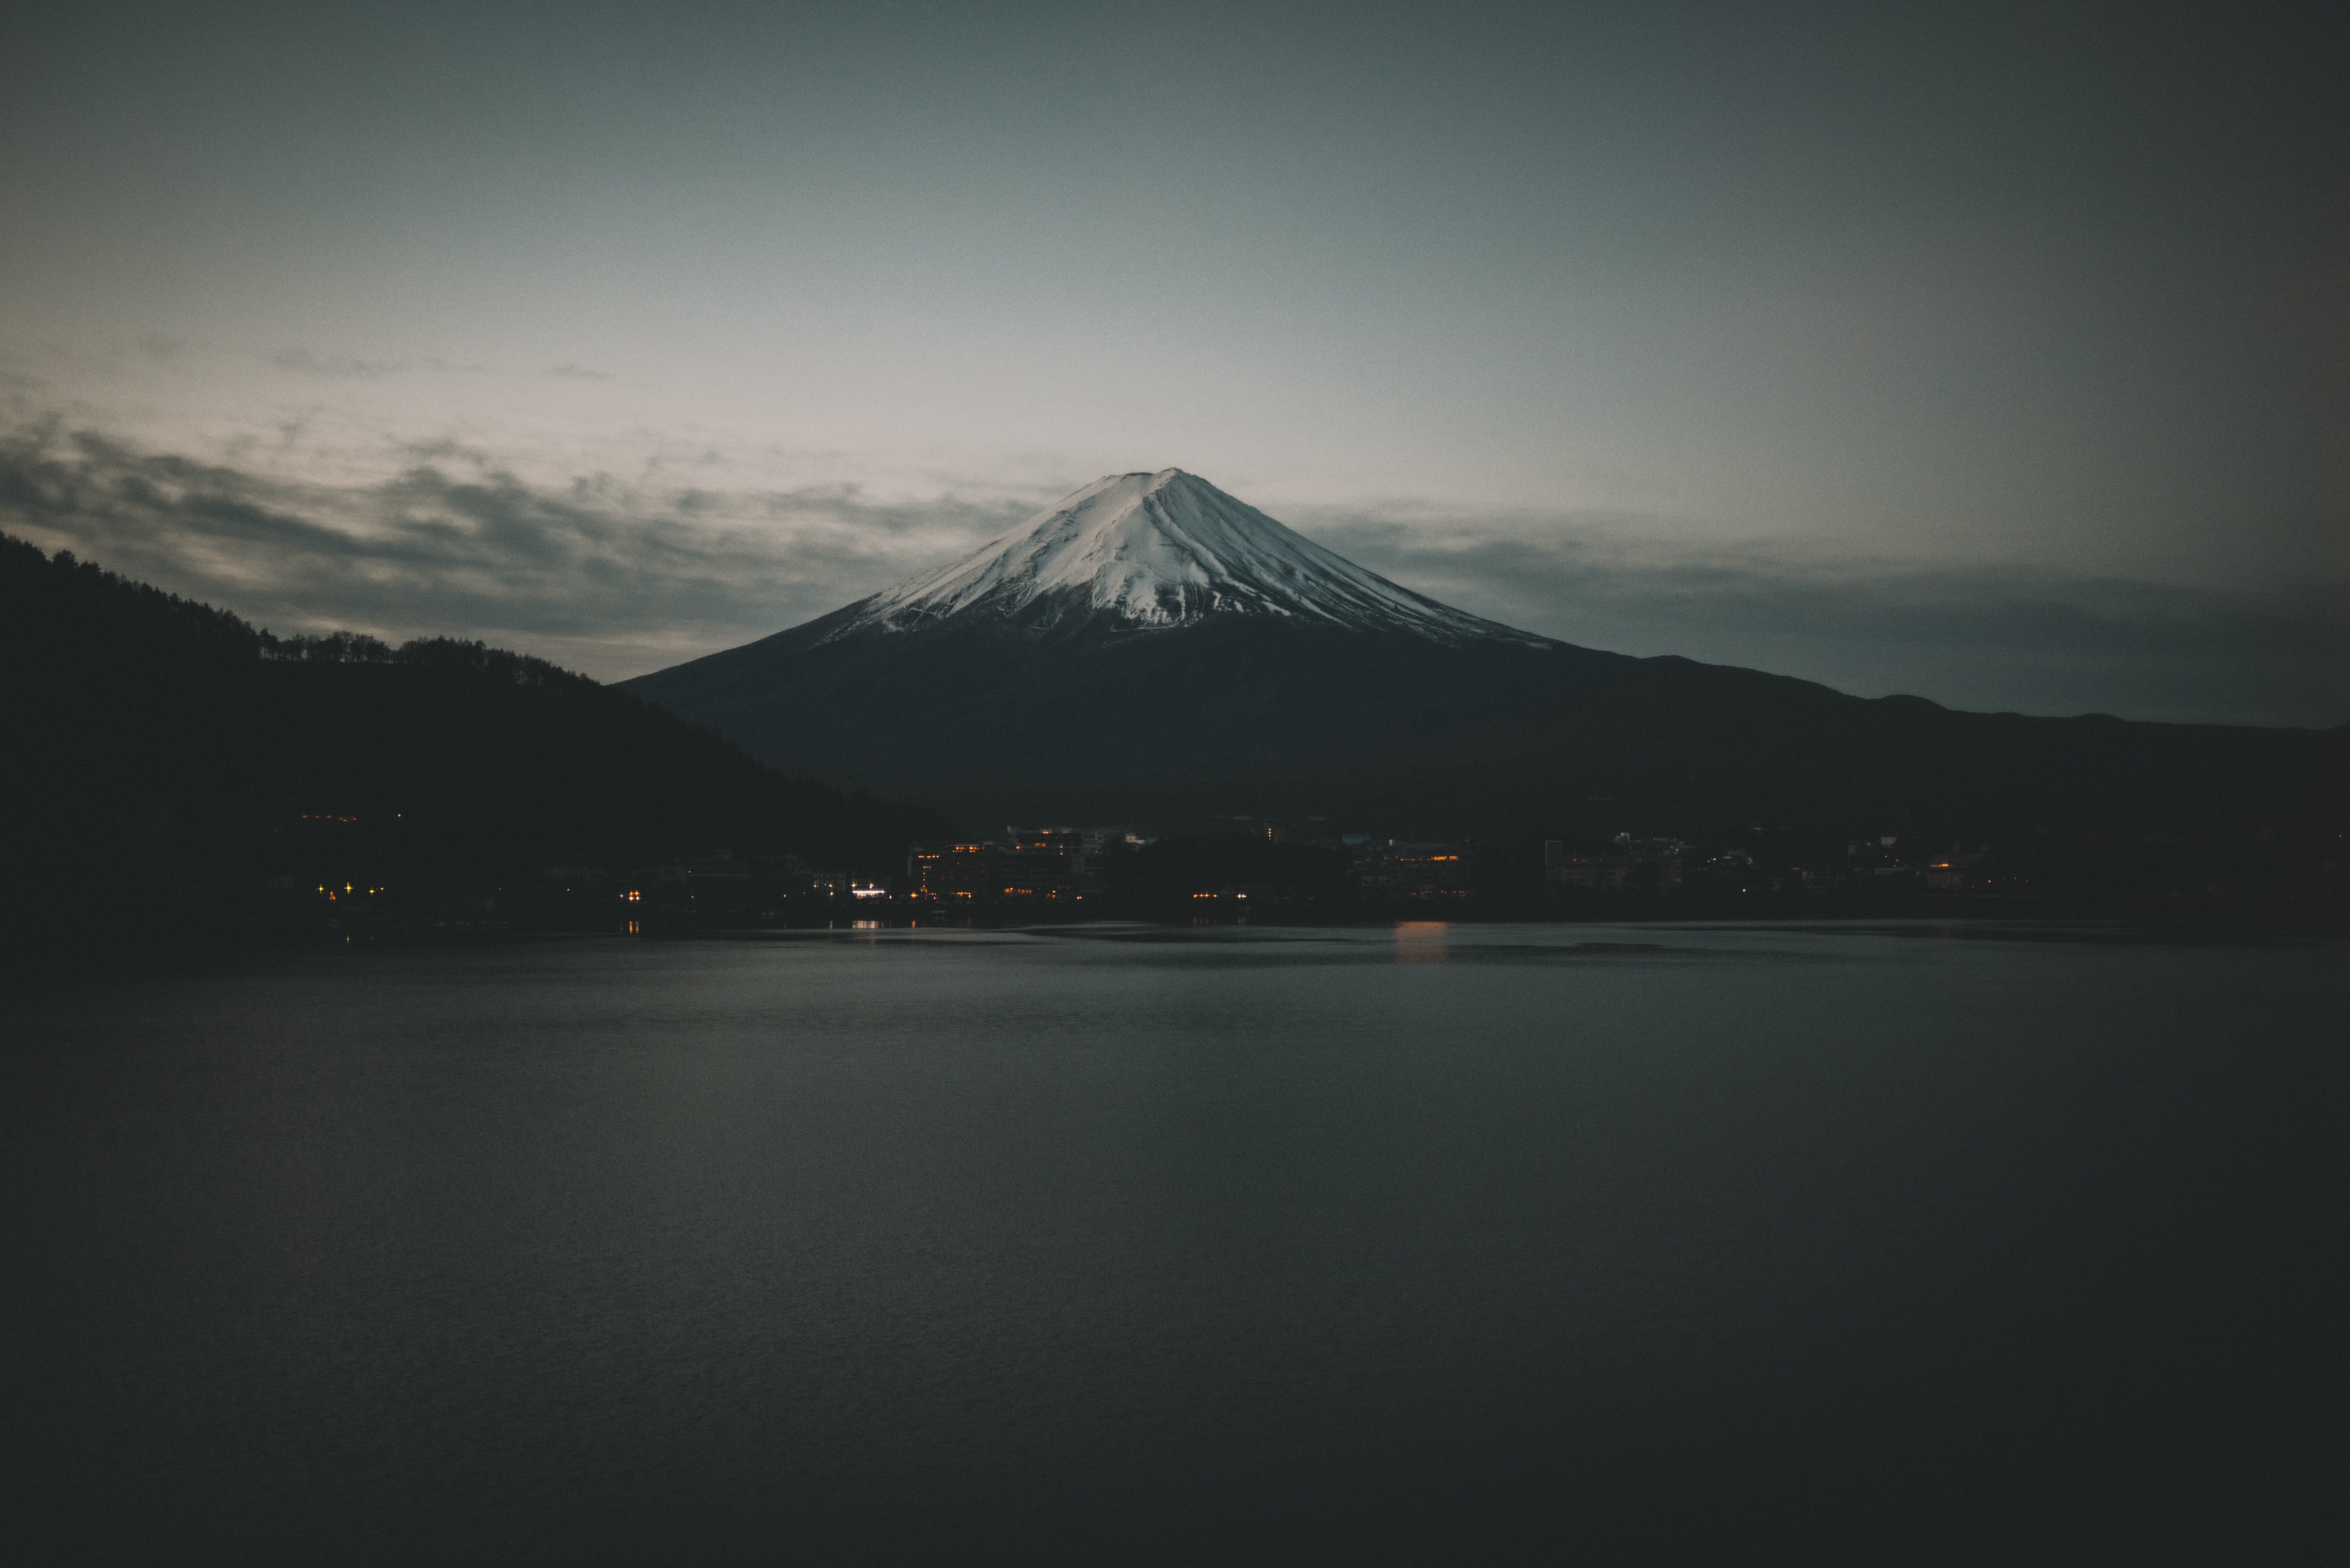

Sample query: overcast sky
[2,1,2341,723]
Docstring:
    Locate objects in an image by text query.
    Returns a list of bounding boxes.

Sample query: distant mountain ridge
[622,471,2345,836]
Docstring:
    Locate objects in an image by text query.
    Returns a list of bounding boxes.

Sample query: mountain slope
[0,532,948,952]
[623,472,2344,836]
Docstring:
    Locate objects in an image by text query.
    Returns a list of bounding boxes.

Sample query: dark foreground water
[5,923,2342,1563]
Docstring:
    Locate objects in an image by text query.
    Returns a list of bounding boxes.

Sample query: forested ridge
[1,532,948,957]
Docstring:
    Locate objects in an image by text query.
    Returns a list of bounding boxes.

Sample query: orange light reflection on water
[1394,921,1449,964]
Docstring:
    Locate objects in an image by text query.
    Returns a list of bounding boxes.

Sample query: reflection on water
[2,923,2339,1561]
[1393,919,1450,963]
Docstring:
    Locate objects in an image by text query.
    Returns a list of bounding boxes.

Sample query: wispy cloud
[0,419,1029,680]
[2,419,2341,724]
[271,347,409,378]
[270,348,484,378]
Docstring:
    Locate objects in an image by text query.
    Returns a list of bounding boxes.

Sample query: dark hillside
[626,603,2345,841]
[0,533,947,957]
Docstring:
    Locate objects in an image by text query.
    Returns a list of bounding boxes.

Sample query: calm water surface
[5,923,2342,1562]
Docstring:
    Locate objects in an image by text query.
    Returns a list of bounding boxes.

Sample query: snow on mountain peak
[839,468,1538,644]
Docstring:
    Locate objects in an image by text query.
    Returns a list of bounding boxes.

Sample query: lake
[4,923,2341,1562]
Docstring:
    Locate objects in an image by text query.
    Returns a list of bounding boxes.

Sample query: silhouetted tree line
[1,533,949,959]
[1096,814,2348,923]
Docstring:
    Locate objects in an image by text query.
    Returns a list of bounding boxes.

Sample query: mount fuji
[621,470,2328,833]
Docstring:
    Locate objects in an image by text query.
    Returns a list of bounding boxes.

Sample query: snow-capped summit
[835,468,1538,645]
